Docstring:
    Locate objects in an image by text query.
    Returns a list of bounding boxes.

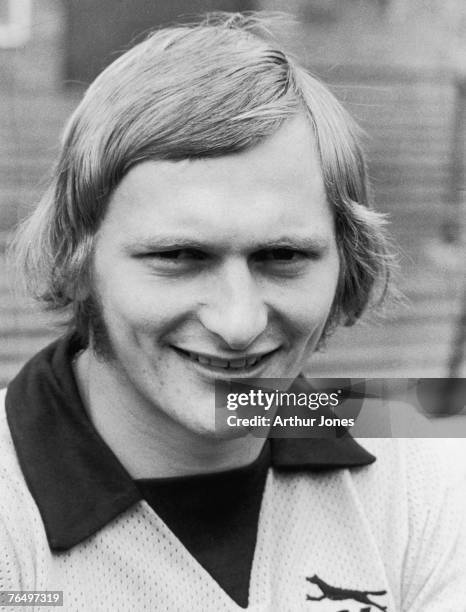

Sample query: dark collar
[5,335,375,551]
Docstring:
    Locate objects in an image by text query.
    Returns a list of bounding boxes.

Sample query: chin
[175,405,249,441]
[184,417,250,441]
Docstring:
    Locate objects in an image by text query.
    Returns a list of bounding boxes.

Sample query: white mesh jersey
[0,389,465,612]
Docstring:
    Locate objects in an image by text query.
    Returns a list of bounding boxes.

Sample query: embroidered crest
[305,574,387,611]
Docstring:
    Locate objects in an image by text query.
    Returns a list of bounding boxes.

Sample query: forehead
[100,114,334,250]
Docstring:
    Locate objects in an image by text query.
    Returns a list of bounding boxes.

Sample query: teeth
[229,358,246,369]
[209,358,227,367]
[184,350,267,369]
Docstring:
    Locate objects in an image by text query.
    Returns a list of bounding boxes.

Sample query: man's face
[89,114,340,437]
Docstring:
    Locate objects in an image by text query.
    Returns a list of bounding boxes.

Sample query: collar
[5,334,375,551]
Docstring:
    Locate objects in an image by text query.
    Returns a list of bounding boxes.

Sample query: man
[1,13,465,611]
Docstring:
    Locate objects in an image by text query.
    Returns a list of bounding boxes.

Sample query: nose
[198,260,268,350]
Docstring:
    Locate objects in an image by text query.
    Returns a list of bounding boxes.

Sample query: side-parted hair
[12,12,393,341]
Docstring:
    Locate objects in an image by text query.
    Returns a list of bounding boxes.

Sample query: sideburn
[74,292,116,361]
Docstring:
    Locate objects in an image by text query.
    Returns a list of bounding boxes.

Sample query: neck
[73,349,266,479]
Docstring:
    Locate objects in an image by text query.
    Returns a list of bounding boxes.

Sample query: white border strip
[0,0,32,48]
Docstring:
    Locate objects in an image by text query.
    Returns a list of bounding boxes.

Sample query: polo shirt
[1,335,465,611]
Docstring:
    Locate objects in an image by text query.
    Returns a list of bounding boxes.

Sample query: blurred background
[0,0,465,386]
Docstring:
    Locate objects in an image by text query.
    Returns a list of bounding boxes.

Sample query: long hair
[11,12,393,341]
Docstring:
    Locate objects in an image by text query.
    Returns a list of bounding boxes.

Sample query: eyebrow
[123,234,331,253]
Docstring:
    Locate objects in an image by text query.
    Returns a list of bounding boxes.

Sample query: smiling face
[88,114,340,437]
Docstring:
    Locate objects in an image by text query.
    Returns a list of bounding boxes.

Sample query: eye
[251,247,319,278]
[254,248,309,263]
[148,249,206,261]
[137,249,209,275]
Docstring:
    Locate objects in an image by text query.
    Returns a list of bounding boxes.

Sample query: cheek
[286,298,333,340]
[93,261,183,330]
[282,261,339,335]
[102,293,176,339]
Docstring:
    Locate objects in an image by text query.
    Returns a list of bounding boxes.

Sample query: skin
[74,113,340,478]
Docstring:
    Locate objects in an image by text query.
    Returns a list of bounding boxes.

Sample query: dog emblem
[306,574,387,611]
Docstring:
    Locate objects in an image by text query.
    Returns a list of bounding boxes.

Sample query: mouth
[172,346,279,374]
